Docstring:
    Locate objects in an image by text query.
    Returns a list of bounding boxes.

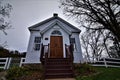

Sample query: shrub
[74,63,96,76]
[6,66,29,80]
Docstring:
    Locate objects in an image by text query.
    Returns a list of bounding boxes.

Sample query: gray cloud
[1,0,78,52]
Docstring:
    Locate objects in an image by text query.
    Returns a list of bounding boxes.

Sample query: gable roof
[40,20,72,35]
[29,13,81,33]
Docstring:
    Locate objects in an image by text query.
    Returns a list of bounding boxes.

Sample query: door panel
[50,36,63,58]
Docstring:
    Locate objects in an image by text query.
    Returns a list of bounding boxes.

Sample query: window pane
[34,44,40,51]
[70,38,77,51]
[51,30,62,35]
[34,37,41,43]
[70,38,75,43]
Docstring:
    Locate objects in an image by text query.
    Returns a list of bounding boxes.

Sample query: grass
[93,67,120,80]
[75,65,120,80]
[1,63,120,80]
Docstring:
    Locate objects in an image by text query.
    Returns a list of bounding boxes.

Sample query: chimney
[53,13,58,17]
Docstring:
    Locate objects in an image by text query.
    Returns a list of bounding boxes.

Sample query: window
[70,38,75,44]
[51,30,62,35]
[34,37,41,51]
[70,38,77,51]
[34,37,41,43]
[34,44,40,51]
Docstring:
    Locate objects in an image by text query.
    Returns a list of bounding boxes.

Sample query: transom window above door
[51,30,62,36]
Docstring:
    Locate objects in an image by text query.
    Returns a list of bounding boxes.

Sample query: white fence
[84,57,120,68]
[1,57,120,69]
[92,58,120,68]
[0,58,9,69]
[0,57,25,69]
[19,58,26,67]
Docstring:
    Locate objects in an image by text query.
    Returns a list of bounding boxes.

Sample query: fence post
[20,58,22,67]
[20,58,25,67]
[84,55,88,64]
[4,58,9,69]
[7,57,12,69]
[103,58,107,68]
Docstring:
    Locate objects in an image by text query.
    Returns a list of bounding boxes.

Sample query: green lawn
[76,66,120,80]
[1,64,120,80]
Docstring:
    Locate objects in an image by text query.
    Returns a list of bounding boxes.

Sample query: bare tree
[0,1,12,47]
[81,30,105,61]
[81,29,120,60]
[109,33,120,57]
[81,32,90,62]
[0,0,12,35]
[60,0,120,41]
[100,30,112,58]
[89,30,104,60]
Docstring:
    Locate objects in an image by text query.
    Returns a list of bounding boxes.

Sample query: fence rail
[0,57,25,69]
[1,57,120,69]
[0,58,9,69]
[84,57,120,68]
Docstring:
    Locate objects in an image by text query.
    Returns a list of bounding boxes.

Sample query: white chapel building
[25,13,83,63]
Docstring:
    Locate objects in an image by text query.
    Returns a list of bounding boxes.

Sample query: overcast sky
[1,0,80,52]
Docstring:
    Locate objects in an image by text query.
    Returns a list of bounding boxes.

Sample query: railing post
[43,52,48,80]
[40,44,44,64]
[70,44,74,61]
[48,44,50,58]
[65,44,67,58]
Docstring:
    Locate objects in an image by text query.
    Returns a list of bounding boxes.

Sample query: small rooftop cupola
[53,13,58,17]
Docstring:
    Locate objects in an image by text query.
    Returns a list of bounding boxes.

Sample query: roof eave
[28,14,81,32]
[28,27,40,31]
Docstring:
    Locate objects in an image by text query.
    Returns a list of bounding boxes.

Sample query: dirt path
[0,71,7,80]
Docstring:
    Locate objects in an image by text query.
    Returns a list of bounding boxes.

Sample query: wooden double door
[50,36,63,58]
